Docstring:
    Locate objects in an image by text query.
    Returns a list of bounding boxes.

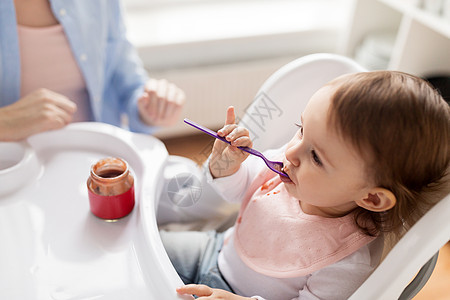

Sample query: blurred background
[123,0,450,139]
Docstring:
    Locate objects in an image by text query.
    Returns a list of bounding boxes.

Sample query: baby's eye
[295,123,303,137]
[311,150,322,166]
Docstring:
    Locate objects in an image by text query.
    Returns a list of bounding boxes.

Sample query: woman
[0,0,185,141]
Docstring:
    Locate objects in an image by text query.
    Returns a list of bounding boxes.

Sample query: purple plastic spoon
[184,118,289,178]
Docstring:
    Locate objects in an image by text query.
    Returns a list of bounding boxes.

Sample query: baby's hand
[209,106,252,178]
[176,284,251,300]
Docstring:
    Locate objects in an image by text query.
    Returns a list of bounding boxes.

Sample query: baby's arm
[177,284,252,299]
[297,248,375,300]
[209,106,252,178]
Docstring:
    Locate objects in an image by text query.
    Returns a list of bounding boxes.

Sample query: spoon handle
[184,118,229,145]
[183,118,289,178]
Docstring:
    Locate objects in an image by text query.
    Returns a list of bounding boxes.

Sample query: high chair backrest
[238,53,366,151]
[239,53,447,299]
[349,193,449,300]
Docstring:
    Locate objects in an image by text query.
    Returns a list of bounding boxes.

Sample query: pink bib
[234,173,375,278]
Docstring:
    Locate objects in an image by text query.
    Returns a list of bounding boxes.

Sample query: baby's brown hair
[327,71,450,239]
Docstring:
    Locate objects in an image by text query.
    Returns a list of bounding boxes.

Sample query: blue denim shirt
[0,0,155,133]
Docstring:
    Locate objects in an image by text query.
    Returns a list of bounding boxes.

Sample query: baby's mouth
[280,165,293,183]
[280,174,292,183]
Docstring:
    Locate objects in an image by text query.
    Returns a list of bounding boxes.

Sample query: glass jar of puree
[87,157,135,220]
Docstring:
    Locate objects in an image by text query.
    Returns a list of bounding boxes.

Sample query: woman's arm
[104,1,185,133]
[0,89,76,141]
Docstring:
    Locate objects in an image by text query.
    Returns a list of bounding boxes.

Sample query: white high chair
[158,53,448,299]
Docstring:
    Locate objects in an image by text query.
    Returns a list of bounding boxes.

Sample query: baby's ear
[356,188,396,212]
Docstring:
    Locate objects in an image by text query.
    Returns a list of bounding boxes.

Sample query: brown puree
[96,169,124,178]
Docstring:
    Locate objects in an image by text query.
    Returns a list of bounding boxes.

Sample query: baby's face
[282,84,373,217]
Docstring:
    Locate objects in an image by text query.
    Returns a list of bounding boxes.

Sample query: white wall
[124,0,352,137]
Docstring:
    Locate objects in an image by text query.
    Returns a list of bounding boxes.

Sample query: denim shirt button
[59,8,67,17]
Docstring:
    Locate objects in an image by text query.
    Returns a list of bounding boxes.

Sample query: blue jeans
[159,230,234,292]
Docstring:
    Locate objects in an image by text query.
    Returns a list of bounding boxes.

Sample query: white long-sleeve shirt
[206,146,383,299]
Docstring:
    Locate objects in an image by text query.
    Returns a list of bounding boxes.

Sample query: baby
[161,71,450,300]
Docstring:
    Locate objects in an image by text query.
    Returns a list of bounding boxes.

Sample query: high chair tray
[0,122,190,300]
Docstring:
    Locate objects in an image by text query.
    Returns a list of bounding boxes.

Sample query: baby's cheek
[295,176,315,198]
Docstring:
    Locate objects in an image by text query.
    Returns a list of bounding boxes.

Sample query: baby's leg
[159,230,233,291]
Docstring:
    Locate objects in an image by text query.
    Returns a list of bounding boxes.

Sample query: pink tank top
[234,171,376,278]
[17,24,92,122]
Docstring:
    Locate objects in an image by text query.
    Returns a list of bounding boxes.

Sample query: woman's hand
[137,78,186,127]
[0,88,77,141]
[177,284,252,300]
[209,106,252,178]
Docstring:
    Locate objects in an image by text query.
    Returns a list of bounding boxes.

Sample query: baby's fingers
[217,124,237,138]
[230,136,252,148]
[224,126,250,143]
[176,284,213,296]
[225,106,236,125]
